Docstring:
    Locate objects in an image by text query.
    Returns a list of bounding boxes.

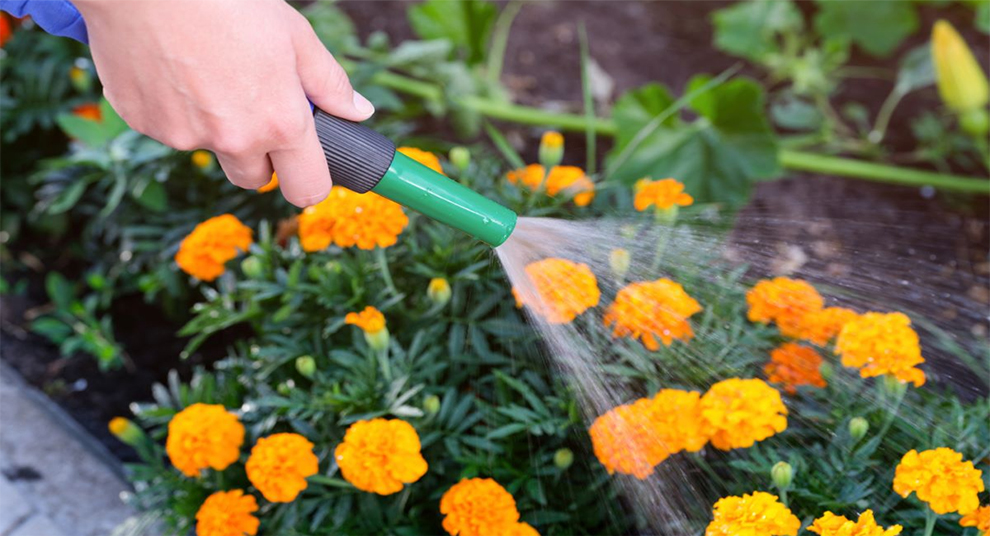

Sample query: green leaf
[711,0,803,62]
[977,1,990,35]
[894,44,935,94]
[607,76,779,206]
[47,179,89,214]
[813,0,919,57]
[611,83,677,152]
[302,2,358,54]
[31,317,73,342]
[55,98,129,146]
[408,0,498,64]
[131,179,168,212]
[45,272,75,311]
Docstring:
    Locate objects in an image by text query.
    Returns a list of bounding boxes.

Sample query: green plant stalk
[374,247,398,296]
[344,63,989,194]
[923,508,937,536]
[578,23,597,175]
[486,1,523,88]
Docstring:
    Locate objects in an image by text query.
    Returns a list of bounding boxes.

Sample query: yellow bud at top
[539,131,564,168]
[932,20,989,114]
[108,417,143,446]
[427,277,452,306]
[541,131,563,149]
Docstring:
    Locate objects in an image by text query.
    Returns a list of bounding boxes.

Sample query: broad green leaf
[977,1,990,35]
[895,45,935,94]
[813,0,919,57]
[48,179,89,214]
[712,0,803,62]
[32,317,73,342]
[55,98,129,147]
[302,2,358,54]
[132,179,168,212]
[45,272,75,311]
[770,92,823,131]
[611,83,677,151]
[408,0,498,64]
[607,76,780,206]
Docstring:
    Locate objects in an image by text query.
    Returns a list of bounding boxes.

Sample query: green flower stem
[876,386,907,443]
[375,247,398,297]
[340,62,988,194]
[923,507,937,536]
[779,488,789,507]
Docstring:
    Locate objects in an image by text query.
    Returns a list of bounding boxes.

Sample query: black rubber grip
[314,109,395,193]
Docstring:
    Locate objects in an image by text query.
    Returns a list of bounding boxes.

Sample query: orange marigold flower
[650,388,710,453]
[835,312,926,387]
[764,343,827,395]
[808,510,902,536]
[191,150,214,170]
[893,447,984,515]
[257,172,279,193]
[799,307,858,346]
[960,505,990,534]
[345,306,386,334]
[195,489,259,536]
[175,214,253,282]
[0,15,11,48]
[297,187,408,251]
[634,178,693,211]
[705,491,800,536]
[398,146,445,175]
[72,102,102,122]
[246,433,319,503]
[746,277,824,338]
[589,398,669,479]
[513,258,600,324]
[334,418,428,495]
[603,278,702,350]
[506,164,595,206]
[166,403,244,477]
[506,522,540,536]
[700,378,788,451]
[440,478,520,536]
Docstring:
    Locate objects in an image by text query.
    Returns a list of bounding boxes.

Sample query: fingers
[268,109,332,208]
[216,151,275,191]
[293,23,374,121]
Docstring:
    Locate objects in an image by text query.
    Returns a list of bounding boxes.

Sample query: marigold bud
[423,394,441,415]
[539,131,564,168]
[959,109,990,137]
[427,277,452,307]
[449,146,471,173]
[295,355,316,379]
[848,417,869,441]
[191,150,214,170]
[108,417,143,446]
[69,63,91,92]
[366,328,390,352]
[771,461,793,490]
[882,374,908,398]
[609,248,631,279]
[932,20,989,115]
[240,256,264,279]
[554,448,574,470]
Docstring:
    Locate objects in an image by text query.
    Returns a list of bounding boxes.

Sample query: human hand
[74,0,374,207]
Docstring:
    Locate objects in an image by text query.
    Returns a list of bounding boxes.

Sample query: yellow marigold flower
[650,388,710,453]
[191,150,214,170]
[398,146,446,175]
[700,378,788,451]
[108,417,142,446]
[166,403,244,477]
[297,187,408,251]
[764,343,827,395]
[634,178,693,211]
[175,214,253,282]
[195,489,259,536]
[603,278,702,350]
[893,447,984,515]
[440,478,520,536]
[506,522,540,536]
[257,172,279,193]
[245,433,319,503]
[705,491,800,536]
[512,258,600,324]
[345,306,386,333]
[506,164,595,206]
[799,307,858,346]
[746,277,824,338]
[960,505,990,534]
[932,20,989,114]
[334,418,428,495]
[808,510,902,536]
[835,312,926,387]
[589,398,669,479]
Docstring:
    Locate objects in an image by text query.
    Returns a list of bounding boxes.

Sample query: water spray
[314,109,518,247]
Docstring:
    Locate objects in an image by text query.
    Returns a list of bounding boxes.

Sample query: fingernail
[353,91,375,117]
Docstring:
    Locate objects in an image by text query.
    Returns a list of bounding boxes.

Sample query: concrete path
[0,363,135,536]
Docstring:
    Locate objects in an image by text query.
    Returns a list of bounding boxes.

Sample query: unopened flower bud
[423,394,441,415]
[609,248,631,279]
[191,150,214,170]
[554,448,574,470]
[240,256,264,279]
[932,20,989,115]
[819,362,835,382]
[277,381,293,395]
[427,278,452,307]
[848,417,869,441]
[449,146,471,173]
[366,327,390,352]
[108,417,143,447]
[69,64,91,92]
[771,461,793,490]
[959,108,990,137]
[538,131,564,168]
[295,355,316,379]
[882,374,908,398]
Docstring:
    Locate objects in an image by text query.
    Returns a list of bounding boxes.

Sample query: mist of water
[494,214,989,534]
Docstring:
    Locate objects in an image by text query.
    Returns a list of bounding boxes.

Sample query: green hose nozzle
[314,109,517,247]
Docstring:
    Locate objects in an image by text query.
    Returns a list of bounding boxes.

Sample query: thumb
[294,26,374,121]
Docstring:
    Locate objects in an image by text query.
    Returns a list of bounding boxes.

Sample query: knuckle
[269,116,308,144]
[211,133,254,156]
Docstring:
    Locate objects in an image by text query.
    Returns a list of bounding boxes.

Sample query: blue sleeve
[0,0,88,43]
